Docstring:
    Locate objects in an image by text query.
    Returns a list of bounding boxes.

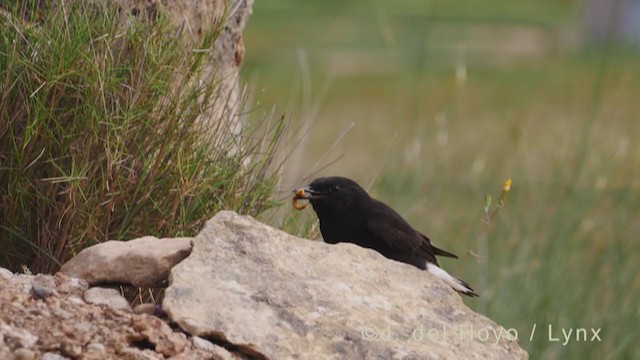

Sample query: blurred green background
[243,0,639,359]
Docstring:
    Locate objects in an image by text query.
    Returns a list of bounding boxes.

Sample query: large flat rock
[163,211,528,359]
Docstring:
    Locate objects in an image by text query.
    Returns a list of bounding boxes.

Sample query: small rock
[210,345,236,360]
[130,316,188,357]
[61,343,83,358]
[66,296,85,306]
[62,343,83,358]
[13,348,36,360]
[86,342,106,354]
[61,236,193,288]
[84,287,132,312]
[61,323,75,337]
[10,294,27,305]
[191,336,215,351]
[30,285,57,300]
[133,303,156,315]
[0,324,38,348]
[74,322,92,333]
[32,274,57,289]
[14,274,37,294]
[0,267,13,280]
[41,353,70,360]
[44,294,61,309]
[28,307,51,318]
[54,272,88,296]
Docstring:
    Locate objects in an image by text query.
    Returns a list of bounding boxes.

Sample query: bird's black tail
[431,245,459,259]
[419,233,459,259]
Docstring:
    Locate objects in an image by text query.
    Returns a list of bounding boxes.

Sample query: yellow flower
[504,178,512,192]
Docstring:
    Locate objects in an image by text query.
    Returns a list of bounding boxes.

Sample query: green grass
[245,1,640,359]
[0,1,284,273]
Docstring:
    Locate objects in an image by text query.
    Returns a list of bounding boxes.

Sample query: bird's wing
[366,206,458,260]
[365,207,431,257]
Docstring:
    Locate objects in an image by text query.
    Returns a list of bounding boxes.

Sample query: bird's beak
[292,186,319,210]
[292,186,319,200]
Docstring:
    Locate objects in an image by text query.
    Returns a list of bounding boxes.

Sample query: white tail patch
[426,263,475,295]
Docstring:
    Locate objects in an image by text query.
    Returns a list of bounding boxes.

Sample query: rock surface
[164,211,529,359]
[0,270,225,359]
[61,236,192,288]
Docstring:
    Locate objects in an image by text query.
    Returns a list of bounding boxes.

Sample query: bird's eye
[329,185,340,193]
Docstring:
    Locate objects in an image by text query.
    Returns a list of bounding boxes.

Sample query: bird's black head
[294,176,370,215]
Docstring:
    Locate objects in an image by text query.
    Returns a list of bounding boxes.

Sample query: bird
[293,176,478,297]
